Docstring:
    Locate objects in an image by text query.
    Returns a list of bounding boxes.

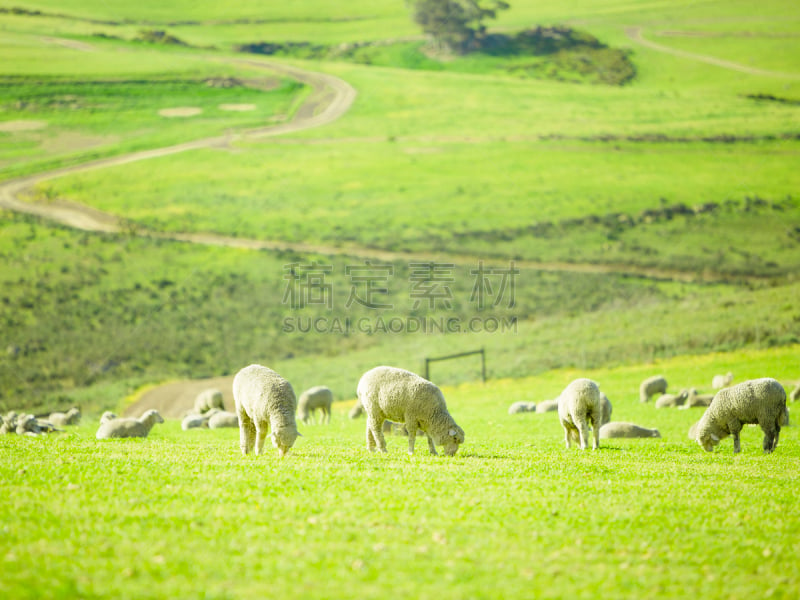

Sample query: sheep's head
[142,409,164,425]
[271,428,299,457]
[437,425,465,456]
[695,421,724,452]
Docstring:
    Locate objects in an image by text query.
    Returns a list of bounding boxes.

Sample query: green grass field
[1,1,800,596]
[2,349,800,599]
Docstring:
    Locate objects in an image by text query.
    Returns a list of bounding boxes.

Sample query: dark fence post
[423,348,486,383]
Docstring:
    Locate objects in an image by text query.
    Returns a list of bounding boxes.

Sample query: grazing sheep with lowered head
[640,375,667,403]
[695,377,787,453]
[349,401,364,419]
[96,409,164,439]
[711,372,733,389]
[558,378,602,450]
[233,364,300,458]
[357,366,465,456]
[298,386,333,424]
[194,388,225,414]
[600,422,661,439]
[508,401,536,415]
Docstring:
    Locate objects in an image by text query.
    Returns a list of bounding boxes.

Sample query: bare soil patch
[0,120,47,132]
[158,107,203,118]
[219,103,257,111]
[124,376,235,418]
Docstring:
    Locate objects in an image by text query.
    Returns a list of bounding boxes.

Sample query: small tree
[412,0,510,54]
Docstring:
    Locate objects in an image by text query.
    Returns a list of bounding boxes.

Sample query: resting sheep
[508,401,536,415]
[356,366,465,456]
[48,407,81,427]
[639,375,667,403]
[100,411,117,424]
[680,388,715,409]
[208,411,239,429]
[297,386,333,424]
[655,389,689,409]
[233,364,300,458]
[557,378,602,450]
[535,399,559,413]
[695,377,787,453]
[182,413,211,430]
[600,422,661,439]
[96,409,164,439]
[711,372,734,389]
[194,388,225,414]
[789,383,800,403]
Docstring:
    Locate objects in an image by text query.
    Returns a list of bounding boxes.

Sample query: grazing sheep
[640,375,668,403]
[208,411,239,429]
[655,389,689,409]
[96,409,164,439]
[100,411,117,424]
[233,364,300,458]
[508,401,536,414]
[48,407,81,427]
[535,399,559,413]
[600,422,661,439]
[349,401,364,419]
[789,383,800,403]
[357,366,465,456]
[680,388,715,409]
[297,386,334,424]
[558,378,602,450]
[711,372,734,389]
[695,377,787,453]
[194,388,225,414]
[599,392,613,426]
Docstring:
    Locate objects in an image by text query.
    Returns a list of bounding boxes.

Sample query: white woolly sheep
[100,411,117,424]
[789,383,800,403]
[233,364,300,458]
[356,366,465,456]
[599,392,613,426]
[695,377,787,453]
[194,388,225,414]
[96,409,164,439]
[349,401,364,419]
[508,401,536,415]
[711,372,733,389]
[639,375,667,403]
[557,378,602,450]
[654,389,689,409]
[535,399,559,413]
[600,422,661,439]
[48,407,81,427]
[208,411,239,429]
[298,386,333,424]
[680,388,715,409]
[181,413,210,430]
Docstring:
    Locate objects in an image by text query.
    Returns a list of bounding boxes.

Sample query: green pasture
[2,348,800,599]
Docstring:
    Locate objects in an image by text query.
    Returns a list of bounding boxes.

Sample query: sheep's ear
[710,434,720,442]
[449,428,456,436]
[297,432,303,437]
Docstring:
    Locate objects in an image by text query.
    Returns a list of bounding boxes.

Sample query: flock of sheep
[3,363,797,457]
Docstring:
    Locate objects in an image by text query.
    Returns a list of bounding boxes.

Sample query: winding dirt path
[625,27,800,79]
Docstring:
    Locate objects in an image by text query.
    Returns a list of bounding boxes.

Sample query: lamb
[48,407,81,427]
[233,364,300,458]
[95,409,164,439]
[695,377,787,453]
[356,366,465,456]
[194,388,225,414]
[508,401,536,414]
[599,392,613,426]
[600,422,661,439]
[680,388,715,409]
[654,389,689,409]
[208,411,239,429]
[639,375,667,403]
[297,385,334,424]
[711,372,734,389]
[557,378,602,450]
[535,399,559,413]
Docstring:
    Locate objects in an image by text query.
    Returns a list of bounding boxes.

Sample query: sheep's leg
[562,423,572,449]
[728,420,743,453]
[578,420,591,450]
[255,423,269,455]
[762,423,779,453]
[405,420,418,455]
[426,435,438,456]
[366,416,387,453]
[591,411,601,450]
[238,412,256,455]
[366,425,377,452]
[323,406,331,424]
